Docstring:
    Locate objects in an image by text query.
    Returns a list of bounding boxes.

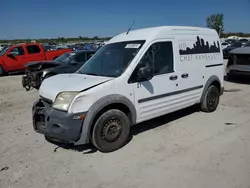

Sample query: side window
[135,41,174,76]
[10,47,25,56]
[26,45,41,54]
[71,53,86,64]
[151,42,174,75]
[86,52,94,60]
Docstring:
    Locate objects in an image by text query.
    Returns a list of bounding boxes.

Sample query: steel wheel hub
[102,118,122,142]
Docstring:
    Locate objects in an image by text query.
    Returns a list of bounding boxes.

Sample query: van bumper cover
[220,87,224,95]
[32,99,86,143]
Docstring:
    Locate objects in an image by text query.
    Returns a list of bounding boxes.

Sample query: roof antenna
[126,21,135,35]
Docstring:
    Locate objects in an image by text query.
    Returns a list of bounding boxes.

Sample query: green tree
[206,13,224,35]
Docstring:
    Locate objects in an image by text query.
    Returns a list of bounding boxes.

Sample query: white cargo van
[32,26,224,152]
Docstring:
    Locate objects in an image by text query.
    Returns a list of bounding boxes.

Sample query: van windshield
[78,40,145,77]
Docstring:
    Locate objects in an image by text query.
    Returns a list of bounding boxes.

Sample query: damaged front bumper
[32,98,86,143]
[22,70,43,91]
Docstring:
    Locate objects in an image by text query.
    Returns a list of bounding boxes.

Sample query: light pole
[219,25,222,38]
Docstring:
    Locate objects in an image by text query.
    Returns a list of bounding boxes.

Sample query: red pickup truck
[0,43,72,76]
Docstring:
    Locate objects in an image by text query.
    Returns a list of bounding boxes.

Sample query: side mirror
[137,66,153,82]
[7,52,14,57]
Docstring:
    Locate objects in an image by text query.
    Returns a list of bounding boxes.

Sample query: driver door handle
[181,73,189,78]
[169,75,178,81]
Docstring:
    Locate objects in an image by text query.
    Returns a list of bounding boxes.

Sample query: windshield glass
[230,42,242,47]
[54,52,76,64]
[244,41,250,47]
[225,39,236,44]
[239,39,248,43]
[0,47,10,56]
[78,40,145,77]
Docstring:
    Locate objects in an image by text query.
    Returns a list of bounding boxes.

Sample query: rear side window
[10,47,25,56]
[26,45,41,54]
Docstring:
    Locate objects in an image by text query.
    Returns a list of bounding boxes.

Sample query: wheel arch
[75,94,136,145]
[200,75,222,103]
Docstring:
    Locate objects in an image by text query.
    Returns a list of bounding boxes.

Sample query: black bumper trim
[32,99,86,142]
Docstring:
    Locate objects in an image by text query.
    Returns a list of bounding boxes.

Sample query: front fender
[75,94,136,145]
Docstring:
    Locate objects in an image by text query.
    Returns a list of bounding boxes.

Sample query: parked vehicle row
[0,43,72,76]
[222,38,249,59]
[32,26,224,152]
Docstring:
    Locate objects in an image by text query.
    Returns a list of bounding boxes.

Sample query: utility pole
[219,25,222,38]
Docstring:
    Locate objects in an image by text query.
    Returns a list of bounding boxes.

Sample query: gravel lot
[1,61,250,188]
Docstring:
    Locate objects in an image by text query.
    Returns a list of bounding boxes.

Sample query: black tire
[226,73,234,81]
[201,85,220,112]
[91,109,130,152]
[0,65,6,76]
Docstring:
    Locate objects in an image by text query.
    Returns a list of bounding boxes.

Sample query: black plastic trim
[206,63,223,68]
[138,85,203,103]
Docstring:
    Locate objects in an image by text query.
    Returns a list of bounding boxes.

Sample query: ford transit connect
[32,26,224,152]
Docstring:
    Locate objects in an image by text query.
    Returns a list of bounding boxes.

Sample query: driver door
[5,46,26,71]
[130,39,181,123]
[65,53,88,73]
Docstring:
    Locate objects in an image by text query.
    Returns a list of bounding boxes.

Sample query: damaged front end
[22,69,43,91]
[227,52,250,77]
[22,61,56,91]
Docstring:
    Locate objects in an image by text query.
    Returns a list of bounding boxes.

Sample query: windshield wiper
[77,71,98,76]
[85,73,98,76]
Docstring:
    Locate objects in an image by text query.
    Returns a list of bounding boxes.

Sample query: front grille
[235,54,250,65]
[24,70,43,89]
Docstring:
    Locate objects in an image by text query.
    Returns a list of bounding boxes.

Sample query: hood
[39,73,113,101]
[25,60,55,67]
[223,46,238,51]
[230,47,250,55]
[25,61,60,71]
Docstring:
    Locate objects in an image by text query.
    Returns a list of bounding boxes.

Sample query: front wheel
[91,109,130,152]
[200,85,220,112]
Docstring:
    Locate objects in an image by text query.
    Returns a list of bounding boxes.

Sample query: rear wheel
[0,65,6,76]
[201,85,220,112]
[91,109,130,152]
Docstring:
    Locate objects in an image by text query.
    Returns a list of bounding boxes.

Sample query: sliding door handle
[181,73,189,78]
[169,75,178,80]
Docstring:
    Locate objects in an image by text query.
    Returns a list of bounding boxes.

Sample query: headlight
[52,92,79,111]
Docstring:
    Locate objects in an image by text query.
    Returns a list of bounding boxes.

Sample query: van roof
[108,26,218,44]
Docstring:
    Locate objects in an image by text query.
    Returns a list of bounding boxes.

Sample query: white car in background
[221,42,230,49]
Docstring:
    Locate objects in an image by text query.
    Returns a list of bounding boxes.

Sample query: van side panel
[175,33,224,102]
